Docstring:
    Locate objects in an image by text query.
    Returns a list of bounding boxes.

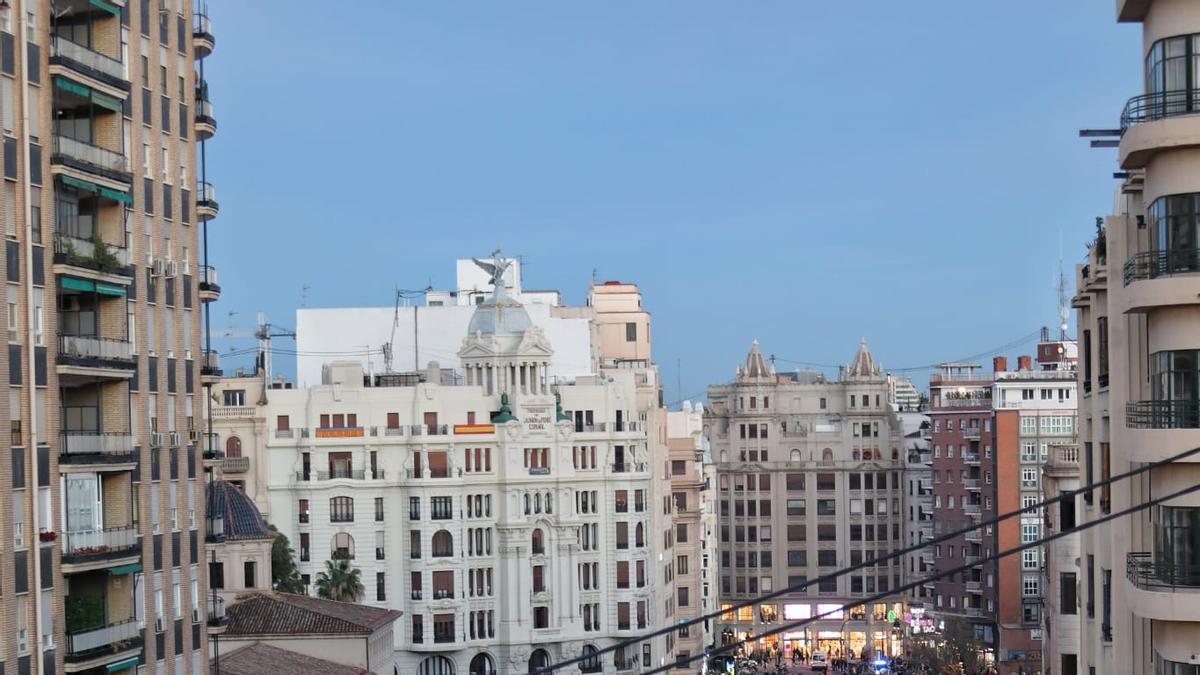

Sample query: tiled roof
[206,480,272,540]
[226,591,402,637]
[217,643,369,675]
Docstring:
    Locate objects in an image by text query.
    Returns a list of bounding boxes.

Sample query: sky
[203,1,1139,405]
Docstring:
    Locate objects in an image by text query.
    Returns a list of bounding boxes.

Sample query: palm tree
[315,558,363,602]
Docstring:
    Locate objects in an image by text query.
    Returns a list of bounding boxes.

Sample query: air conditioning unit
[168,431,181,446]
[151,259,165,277]
[150,432,164,447]
[165,261,179,278]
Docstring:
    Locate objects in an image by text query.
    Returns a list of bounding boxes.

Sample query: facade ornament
[493,392,517,423]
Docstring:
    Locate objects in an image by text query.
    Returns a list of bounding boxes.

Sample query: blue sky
[204,1,1138,404]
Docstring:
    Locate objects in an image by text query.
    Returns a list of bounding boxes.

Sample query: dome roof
[467,286,532,336]
[206,480,272,540]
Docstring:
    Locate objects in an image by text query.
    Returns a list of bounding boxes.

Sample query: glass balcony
[193,13,215,59]
[201,349,222,377]
[207,596,228,630]
[62,526,138,563]
[54,232,132,276]
[1127,400,1200,429]
[60,431,135,462]
[52,134,132,181]
[50,35,128,87]
[196,180,219,218]
[198,265,220,300]
[66,618,142,661]
[1123,248,1200,285]
[57,334,135,370]
[195,100,217,139]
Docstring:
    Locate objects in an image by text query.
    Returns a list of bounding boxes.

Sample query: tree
[315,558,363,602]
[910,617,983,674]
[267,524,304,594]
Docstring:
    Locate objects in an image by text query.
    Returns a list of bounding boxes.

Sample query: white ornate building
[212,273,675,674]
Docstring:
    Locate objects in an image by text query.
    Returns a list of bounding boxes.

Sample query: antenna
[1057,234,1070,340]
[300,284,311,308]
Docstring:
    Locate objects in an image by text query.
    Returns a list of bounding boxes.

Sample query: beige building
[0,1,217,674]
[666,401,709,666]
[706,341,910,662]
[1072,1,1200,671]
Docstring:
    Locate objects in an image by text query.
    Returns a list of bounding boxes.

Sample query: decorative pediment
[517,326,554,356]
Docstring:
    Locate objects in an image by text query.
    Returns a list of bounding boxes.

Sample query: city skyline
[204,1,1135,401]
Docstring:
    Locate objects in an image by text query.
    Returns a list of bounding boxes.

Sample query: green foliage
[267,524,305,594]
[909,616,983,674]
[90,233,121,273]
[66,593,105,633]
[315,558,363,603]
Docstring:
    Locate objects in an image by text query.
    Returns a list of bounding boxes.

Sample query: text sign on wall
[523,405,552,436]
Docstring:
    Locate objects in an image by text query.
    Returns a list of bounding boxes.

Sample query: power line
[542,443,1200,673]
[639,477,1200,675]
[772,329,1043,375]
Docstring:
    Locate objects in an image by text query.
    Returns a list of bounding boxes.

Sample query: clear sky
[204,1,1139,404]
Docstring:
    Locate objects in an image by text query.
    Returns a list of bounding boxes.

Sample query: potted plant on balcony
[39,530,57,542]
[91,233,122,273]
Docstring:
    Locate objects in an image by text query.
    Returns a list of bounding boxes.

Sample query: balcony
[193,12,215,59]
[207,596,228,633]
[195,99,217,139]
[50,35,130,91]
[1127,400,1199,429]
[962,428,981,440]
[965,529,982,543]
[965,580,983,593]
[59,431,135,467]
[196,180,219,219]
[61,526,139,567]
[1126,551,1200,621]
[612,462,647,473]
[54,232,133,279]
[198,265,220,301]
[206,515,226,543]
[65,618,142,664]
[409,424,450,436]
[296,469,387,482]
[201,433,223,462]
[962,452,981,465]
[963,503,982,518]
[201,349,222,382]
[52,134,132,184]
[57,335,135,380]
[934,395,992,410]
[962,478,982,491]
[1119,89,1200,169]
[221,456,250,473]
[1123,248,1200,285]
[212,405,255,419]
[1045,444,1080,478]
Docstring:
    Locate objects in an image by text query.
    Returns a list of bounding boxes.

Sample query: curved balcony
[1126,551,1200,621]
[206,595,228,634]
[201,349,222,383]
[198,265,220,302]
[195,99,217,140]
[193,13,215,59]
[1119,89,1200,169]
[196,180,219,220]
[1121,248,1200,313]
[1125,400,1200,463]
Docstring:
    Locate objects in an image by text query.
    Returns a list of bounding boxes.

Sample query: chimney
[1017,355,1032,371]
[993,356,1008,373]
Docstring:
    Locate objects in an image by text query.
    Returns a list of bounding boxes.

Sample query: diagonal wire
[638,477,1200,675]
[542,443,1200,673]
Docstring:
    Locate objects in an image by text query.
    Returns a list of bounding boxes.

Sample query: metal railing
[196,99,216,123]
[199,265,219,287]
[1123,248,1200,285]
[611,462,647,473]
[63,526,137,557]
[1120,88,1200,130]
[59,334,133,363]
[196,180,218,205]
[961,478,982,490]
[51,35,126,81]
[207,596,227,626]
[60,431,135,455]
[67,618,141,656]
[221,456,249,473]
[1127,551,1200,590]
[962,452,981,464]
[54,134,131,174]
[935,396,993,409]
[1127,400,1200,429]
[962,428,981,440]
[201,349,221,374]
[194,13,214,38]
[54,232,132,268]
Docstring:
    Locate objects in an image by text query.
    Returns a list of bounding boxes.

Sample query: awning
[59,175,132,204]
[91,90,122,113]
[105,656,140,672]
[53,75,90,98]
[59,276,95,292]
[96,281,126,297]
[52,76,125,114]
[90,0,121,17]
[108,562,142,575]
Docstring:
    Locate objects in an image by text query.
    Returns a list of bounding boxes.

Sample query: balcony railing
[212,405,255,419]
[66,618,141,658]
[1123,248,1200,285]
[199,264,219,287]
[62,526,138,558]
[196,99,216,125]
[936,396,993,409]
[1127,400,1200,429]
[961,478,982,490]
[408,424,449,436]
[207,596,227,627]
[196,180,218,207]
[1127,551,1200,590]
[51,35,126,82]
[963,452,981,464]
[53,134,131,176]
[60,431,135,456]
[221,456,249,473]
[1121,88,1200,131]
[58,334,134,365]
[206,515,225,542]
[962,428,981,440]
[612,462,647,473]
[201,350,222,376]
[54,232,132,271]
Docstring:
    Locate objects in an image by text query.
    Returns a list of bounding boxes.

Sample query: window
[299,533,310,561]
[431,496,452,520]
[244,561,256,588]
[1061,572,1077,615]
[625,322,637,342]
[1019,416,1037,435]
[1022,575,1040,597]
[329,496,354,522]
[532,528,545,555]
[432,530,453,557]
[222,389,245,406]
[298,499,309,523]
[376,497,385,522]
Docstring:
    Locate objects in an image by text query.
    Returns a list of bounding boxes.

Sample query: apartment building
[0,1,215,673]
[1070,1,1200,671]
[991,346,1077,675]
[897,412,933,623]
[706,340,910,662]
[666,401,710,667]
[209,272,678,674]
[1041,423,1082,675]
[927,361,996,656]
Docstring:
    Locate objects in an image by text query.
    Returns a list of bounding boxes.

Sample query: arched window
[580,645,601,673]
[524,494,531,515]
[332,532,354,560]
[790,449,801,462]
[852,450,860,460]
[469,654,496,675]
[535,493,542,513]
[720,450,728,463]
[528,649,551,674]
[225,436,242,458]
[432,530,453,557]
[330,496,354,522]
[418,656,455,675]
[635,522,645,547]
[545,492,552,514]
[532,528,545,555]
[822,448,834,461]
